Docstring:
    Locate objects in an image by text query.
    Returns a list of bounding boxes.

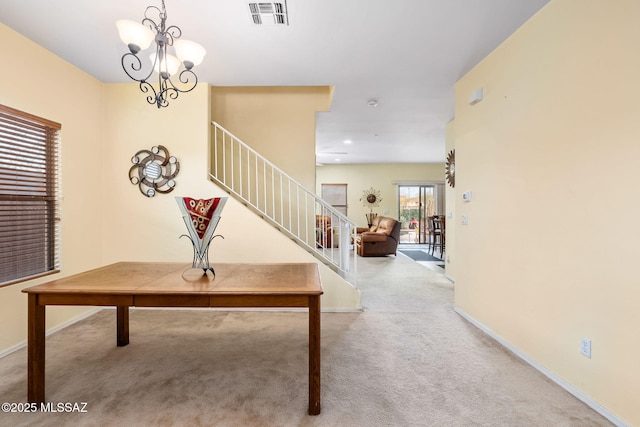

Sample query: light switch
[461,215,469,225]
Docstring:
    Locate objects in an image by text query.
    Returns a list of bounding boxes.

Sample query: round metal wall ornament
[129,145,180,197]
[445,149,455,188]
[360,187,382,209]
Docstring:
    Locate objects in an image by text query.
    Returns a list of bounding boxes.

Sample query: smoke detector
[248,2,289,25]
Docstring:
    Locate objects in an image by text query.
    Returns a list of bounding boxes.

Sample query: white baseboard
[0,307,102,360]
[453,307,628,427]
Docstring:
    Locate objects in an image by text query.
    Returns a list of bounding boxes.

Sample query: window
[0,105,61,286]
[321,184,347,215]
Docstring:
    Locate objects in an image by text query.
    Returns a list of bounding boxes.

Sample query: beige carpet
[0,255,611,426]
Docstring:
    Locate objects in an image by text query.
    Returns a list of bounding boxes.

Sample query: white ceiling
[0,0,549,164]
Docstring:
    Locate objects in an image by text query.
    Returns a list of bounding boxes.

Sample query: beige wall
[101,83,213,263]
[210,86,333,190]
[453,0,639,424]
[316,163,444,228]
[0,23,104,352]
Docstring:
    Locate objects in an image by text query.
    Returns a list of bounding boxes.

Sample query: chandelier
[116,0,206,108]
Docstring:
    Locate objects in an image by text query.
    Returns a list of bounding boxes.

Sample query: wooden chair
[427,215,445,257]
[315,215,332,248]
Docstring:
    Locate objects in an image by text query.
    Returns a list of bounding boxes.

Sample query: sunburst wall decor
[360,187,382,211]
[445,149,455,188]
[360,187,383,227]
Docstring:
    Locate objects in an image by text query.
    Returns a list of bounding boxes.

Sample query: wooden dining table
[22,262,324,415]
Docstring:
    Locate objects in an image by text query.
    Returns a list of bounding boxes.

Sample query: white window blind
[0,104,61,286]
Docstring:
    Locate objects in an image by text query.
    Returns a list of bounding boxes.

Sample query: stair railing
[209,121,357,283]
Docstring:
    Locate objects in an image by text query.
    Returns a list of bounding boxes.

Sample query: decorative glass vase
[176,197,228,275]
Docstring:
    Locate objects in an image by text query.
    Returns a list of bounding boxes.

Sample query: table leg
[117,306,129,346]
[308,295,321,415]
[27,293,45,403]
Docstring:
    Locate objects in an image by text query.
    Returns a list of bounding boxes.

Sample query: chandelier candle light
[116,0,206,108]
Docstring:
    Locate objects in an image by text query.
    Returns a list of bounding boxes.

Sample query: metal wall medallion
[129,145,180,197]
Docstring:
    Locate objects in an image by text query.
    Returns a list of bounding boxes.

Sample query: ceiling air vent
[248,2,289,25]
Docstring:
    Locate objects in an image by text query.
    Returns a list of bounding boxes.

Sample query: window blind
[0,105,61,286]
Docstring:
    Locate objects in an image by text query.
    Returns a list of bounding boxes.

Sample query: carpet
[0,255,612,427]
[399,249,442,262]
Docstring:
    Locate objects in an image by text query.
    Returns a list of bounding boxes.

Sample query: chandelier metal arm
[121,52,155,83]
[154,70,199,108]
[164,25,182,44]
[139,81,159,107]
[142,5,164,32]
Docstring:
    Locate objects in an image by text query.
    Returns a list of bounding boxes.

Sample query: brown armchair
[356,216,400,257]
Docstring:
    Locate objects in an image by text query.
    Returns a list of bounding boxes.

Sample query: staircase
[209,122,357,284]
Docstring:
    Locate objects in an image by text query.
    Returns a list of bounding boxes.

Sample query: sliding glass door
[398,185,438,244]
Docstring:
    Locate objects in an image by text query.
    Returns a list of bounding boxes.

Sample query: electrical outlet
[580,338,591,358]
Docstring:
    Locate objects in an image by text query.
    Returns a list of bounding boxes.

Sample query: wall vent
[248,2,289,25]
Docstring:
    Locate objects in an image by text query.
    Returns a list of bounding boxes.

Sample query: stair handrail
[209,121,357,283]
